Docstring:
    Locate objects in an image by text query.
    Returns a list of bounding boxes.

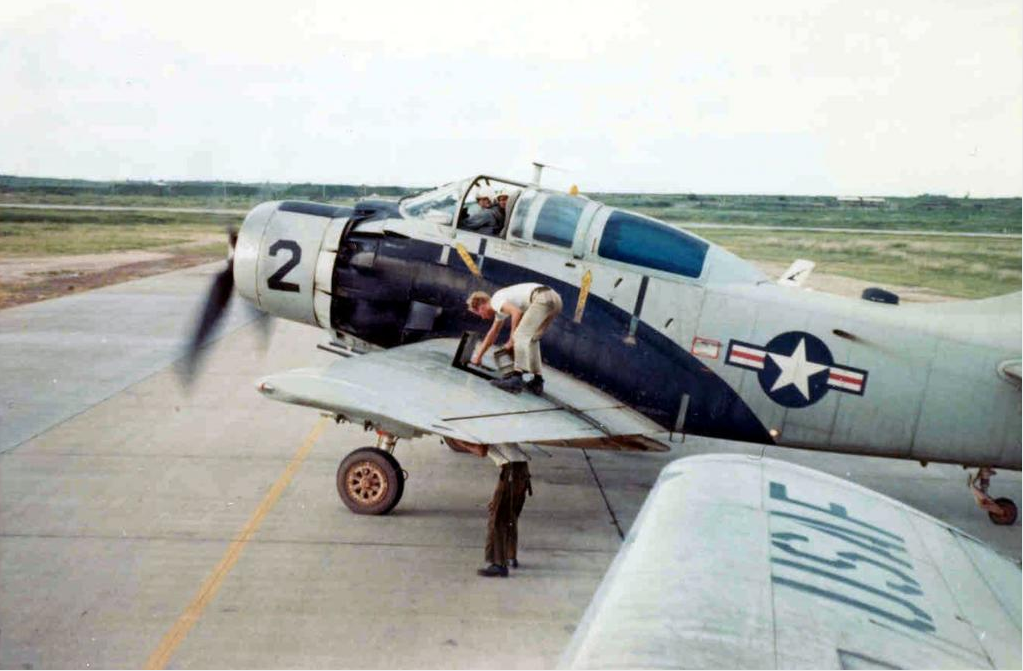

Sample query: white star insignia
[768,338,828,400]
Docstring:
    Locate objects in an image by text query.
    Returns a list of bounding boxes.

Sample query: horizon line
[1,172,1020,200]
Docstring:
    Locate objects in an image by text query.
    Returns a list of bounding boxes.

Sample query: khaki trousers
[513,287,563,375]
[485,462,531,566]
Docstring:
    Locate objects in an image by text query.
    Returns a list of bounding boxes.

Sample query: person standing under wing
[479,444,532,577]
[442,439,533,578]
[466,283,564,395]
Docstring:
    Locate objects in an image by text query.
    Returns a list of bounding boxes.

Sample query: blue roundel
[757,331,834,408]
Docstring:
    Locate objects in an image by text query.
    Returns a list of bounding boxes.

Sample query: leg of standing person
[515,289,563,394]
[480,465,512,577]
[507,462,531,568]
[514,295,551,373]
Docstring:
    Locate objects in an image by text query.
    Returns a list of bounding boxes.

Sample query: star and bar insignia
[726,331,868,408]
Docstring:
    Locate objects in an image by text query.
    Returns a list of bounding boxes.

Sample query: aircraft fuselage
[233,189,1022,470]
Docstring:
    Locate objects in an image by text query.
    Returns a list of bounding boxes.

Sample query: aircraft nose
[232,201,278,305]
[235,201,351,328]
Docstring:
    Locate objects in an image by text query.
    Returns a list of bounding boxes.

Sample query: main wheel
[336,447,404,515]
[989,497,1018,526]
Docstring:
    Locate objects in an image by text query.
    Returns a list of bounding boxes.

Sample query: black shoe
[525,376,544,395]
[477,563,509,577]
[509,558,519,569]
[491,374,524,394]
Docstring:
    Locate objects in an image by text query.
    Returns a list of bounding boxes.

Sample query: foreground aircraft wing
[561,454,1021,669]
[256,338,665,450]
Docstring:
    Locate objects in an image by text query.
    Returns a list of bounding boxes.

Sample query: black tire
[336,447,404,515]
[989,497,1018,526]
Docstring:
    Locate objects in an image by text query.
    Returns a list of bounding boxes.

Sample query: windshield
[399,180,467,224]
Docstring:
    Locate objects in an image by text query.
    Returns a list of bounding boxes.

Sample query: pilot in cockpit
[495,190,510,219]
[461,186,504,236]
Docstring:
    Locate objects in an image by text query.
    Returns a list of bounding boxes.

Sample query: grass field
[0,208,237,255]
[0,175,402,209]
[699,229,1020,299]
[596,193,1022,234]
[0,202,1019,301]
[0,191,258,209]
[3,177,1020,234]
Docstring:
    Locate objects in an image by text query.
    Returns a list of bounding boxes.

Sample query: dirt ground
[755,261,954,303]
[0,249,225,309]
[0,252,954,312]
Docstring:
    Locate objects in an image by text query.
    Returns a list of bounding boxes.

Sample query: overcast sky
[2,1,1020,195]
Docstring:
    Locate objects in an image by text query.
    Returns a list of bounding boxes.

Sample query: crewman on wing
[461,186,504,236]
[466,283,564,395]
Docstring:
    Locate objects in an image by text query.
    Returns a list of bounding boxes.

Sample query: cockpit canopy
[399,179,467,224]
[397,175,765,285]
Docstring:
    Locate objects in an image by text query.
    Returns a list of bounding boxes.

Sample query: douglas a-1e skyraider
[184,170,1021,524]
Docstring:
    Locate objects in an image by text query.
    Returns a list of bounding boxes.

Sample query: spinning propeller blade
[244,301,274,352]
[180,227,238,383]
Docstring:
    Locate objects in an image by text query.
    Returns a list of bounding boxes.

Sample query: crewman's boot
[477,563,509,577]
[491,371,524,393]
[525,375,544,395]
[509,558,519,569]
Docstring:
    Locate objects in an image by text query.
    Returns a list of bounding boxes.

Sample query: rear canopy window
[598,210,708,278]
[534,195,585,248]
[508,190,537,238]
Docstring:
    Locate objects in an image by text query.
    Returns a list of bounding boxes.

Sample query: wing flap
[258,338,664,446]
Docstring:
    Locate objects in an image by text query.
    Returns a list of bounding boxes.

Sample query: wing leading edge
[561,454,1021,670]
[256,338,665,449]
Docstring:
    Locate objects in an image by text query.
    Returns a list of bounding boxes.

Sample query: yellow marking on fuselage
[454,243,481,277]
[144,417,329,669]
[574,269,592,323]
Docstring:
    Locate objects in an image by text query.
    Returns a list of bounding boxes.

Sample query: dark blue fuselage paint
[331,232,773,445]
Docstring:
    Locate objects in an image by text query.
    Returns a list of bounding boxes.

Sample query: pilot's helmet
[476,186,496,202]
[496,189,512,203]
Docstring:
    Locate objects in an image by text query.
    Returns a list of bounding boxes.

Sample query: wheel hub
[346,460,388,505]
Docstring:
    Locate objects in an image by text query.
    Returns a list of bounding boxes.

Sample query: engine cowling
[233,201,353,327]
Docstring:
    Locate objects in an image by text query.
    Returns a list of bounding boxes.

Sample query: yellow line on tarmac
[144,417,329,669]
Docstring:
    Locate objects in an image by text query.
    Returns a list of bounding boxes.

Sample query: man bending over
[466,283,563,394]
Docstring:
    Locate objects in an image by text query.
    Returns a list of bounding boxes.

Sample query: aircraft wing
[561,454,1022,669]
[256,338,666,449]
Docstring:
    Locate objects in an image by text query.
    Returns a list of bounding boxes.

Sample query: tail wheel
[989,497,1018,526]
[336,447,404,515]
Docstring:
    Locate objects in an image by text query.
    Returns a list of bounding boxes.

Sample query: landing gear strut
[336,432,405,515]
[969,467,1018,526]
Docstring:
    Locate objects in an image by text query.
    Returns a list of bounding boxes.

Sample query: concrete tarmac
[0,263,255,453]
[0,263,1019,669]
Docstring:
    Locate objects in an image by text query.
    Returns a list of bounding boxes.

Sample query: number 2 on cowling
[267,240,302,292]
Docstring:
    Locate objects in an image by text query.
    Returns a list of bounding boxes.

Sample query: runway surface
[0,264,255,453]
[0,262,1019,668]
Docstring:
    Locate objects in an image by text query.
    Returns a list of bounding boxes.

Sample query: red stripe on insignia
[732,351,765,363]
[829,371,862,384]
